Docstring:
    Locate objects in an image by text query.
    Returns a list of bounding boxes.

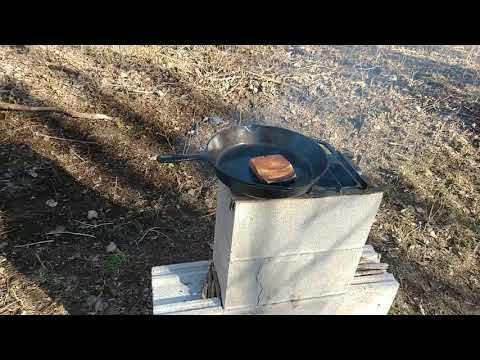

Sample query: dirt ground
[0,45,479,315]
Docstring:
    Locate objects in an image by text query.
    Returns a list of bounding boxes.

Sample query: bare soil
[0,45,479,315]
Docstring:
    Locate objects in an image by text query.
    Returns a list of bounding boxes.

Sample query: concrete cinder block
[224,293,345,315]
[214,182,383,261]
[213,182,382,309]
[221,247,363,309]
[213,182,235,306]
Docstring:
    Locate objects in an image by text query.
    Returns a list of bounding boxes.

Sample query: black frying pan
[153,124,329,198]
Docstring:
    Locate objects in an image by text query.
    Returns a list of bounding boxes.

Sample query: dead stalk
[136,227,172,248]
[33,131,97,145]
[14,240,55,248]
[45,231,95,238]
[73,220,114,228]
[0,101,113,120]
[35,252,47,269]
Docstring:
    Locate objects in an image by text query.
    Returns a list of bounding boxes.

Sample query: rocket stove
[151,139,399,315]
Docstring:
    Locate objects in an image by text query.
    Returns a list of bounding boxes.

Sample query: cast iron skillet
[153,124,329,198]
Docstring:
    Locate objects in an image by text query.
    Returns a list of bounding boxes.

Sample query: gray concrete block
[214,182,383,261]
[224,293,345,314]
[221,248,363,309]
[213,183,234,306]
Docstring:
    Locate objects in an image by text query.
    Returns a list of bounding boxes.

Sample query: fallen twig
[70,148,87,162]
[46,231,95,238]
[73,220,114,228]
[0,301,18,314]
[200,211,216,218]
[425,95,453,110]
[136,227,172,248]
[106,84,155,94]
[0,101,113,120]
[245,70,302,92]
[14,240,54,248]
[34,252,47,270]
[33,131,97,144]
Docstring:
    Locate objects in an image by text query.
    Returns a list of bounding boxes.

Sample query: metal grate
[313,139,368,193]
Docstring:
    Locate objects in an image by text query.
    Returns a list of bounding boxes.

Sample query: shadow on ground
[0,52,266,314]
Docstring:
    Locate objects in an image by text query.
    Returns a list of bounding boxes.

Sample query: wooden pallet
[152,245,398,315]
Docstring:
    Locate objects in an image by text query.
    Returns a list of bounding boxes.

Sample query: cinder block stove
[151,142,399,315]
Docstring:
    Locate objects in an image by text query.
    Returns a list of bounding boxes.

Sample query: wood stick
[0,101,113,120]
[356,263,389,271]
[0,302,18,314]
[355,269,388,277]
[245,70,302,92]
[73,220,114,228]
[33,131,97,144]
[14,240,54,248]
[45,231,95,238]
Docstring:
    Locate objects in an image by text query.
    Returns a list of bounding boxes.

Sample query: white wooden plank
[153,298,221,315]
[151,260,210,276]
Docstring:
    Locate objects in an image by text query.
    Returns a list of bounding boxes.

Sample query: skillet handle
[153,153,208,163]
[311,138,336,155]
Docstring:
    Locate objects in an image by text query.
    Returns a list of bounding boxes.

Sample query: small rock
[415,106,422,112]
[46,199,58,207]
[419,304,426,315]
[429,230,437,238]
[94,297,106,312]
[429,279,441,290]
[67,253,82,260]
[381,234,391,242]
[27,169,38,178]
[106,242,117,253]
[86,295,97,307]
[87,210,98,220]
[208,116,224,126]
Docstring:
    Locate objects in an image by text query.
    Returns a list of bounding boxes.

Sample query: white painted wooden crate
[151,245,399,315]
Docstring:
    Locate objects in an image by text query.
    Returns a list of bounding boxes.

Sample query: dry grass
[0,45,479,314]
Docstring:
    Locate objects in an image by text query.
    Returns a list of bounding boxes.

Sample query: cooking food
[249,154,296,184]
